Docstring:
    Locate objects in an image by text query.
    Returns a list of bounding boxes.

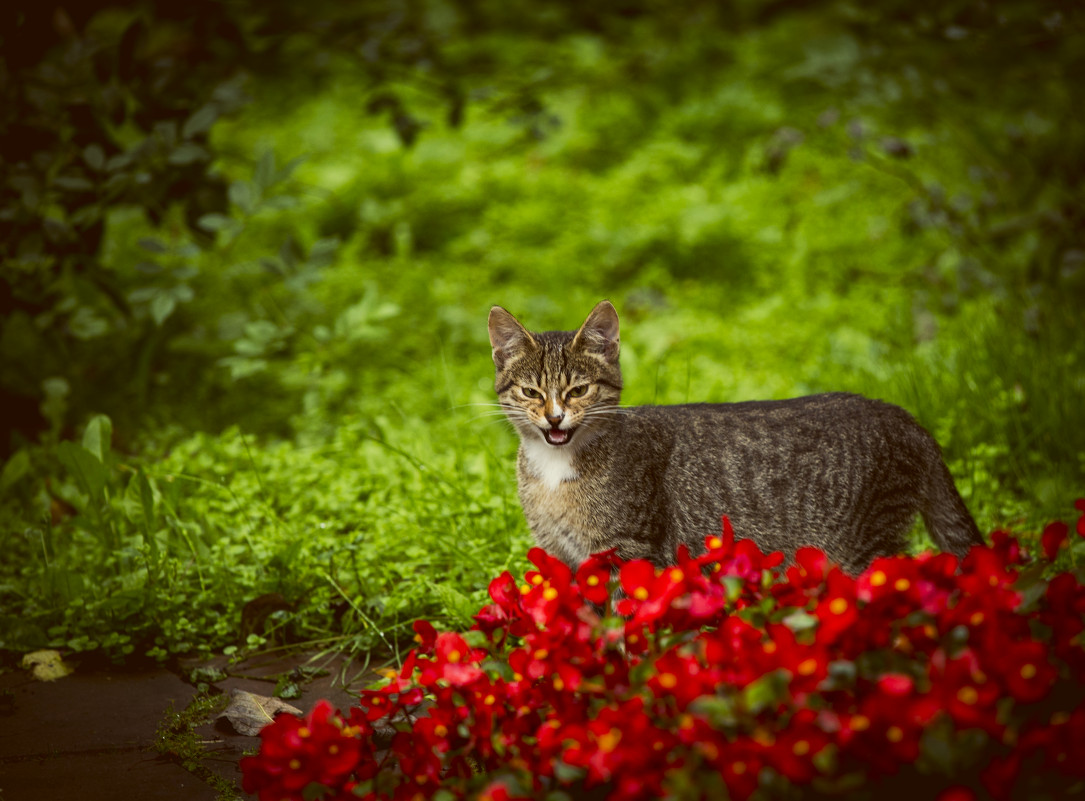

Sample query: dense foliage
[1,1,1082,665]
[240,504,1085,800]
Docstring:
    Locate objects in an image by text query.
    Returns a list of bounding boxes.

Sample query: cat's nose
[545,409,565,426]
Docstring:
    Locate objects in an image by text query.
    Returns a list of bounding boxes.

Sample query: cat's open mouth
[543,426,574,446]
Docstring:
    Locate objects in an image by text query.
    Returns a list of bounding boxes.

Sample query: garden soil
[0,651,375,801]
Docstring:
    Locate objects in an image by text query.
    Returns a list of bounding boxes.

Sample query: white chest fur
[520,438,578,490]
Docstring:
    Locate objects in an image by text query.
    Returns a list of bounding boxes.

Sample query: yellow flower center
[597,728,621,753]
[957,686,979,705]
[829,597,848,615]
[887,726,904,743]
[633,587,650,601]
[869,571,887,587]
[752,727,775,746]
[658,673,678,689]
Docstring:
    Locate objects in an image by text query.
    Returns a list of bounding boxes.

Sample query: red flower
[773,546,831,607]
[980,751,1022,801]
[1075,498,1085,537]
[411,619,437,653]
[931,648,1003,734]
[992,639,1058,703]
[432,632,485,686]
[812,568,859,646]
[764,708,831,783]
[1041,521,1069,561]
[648,647,712,709]
[698,732,765,801]
[619,559,657,604]
[240,700,363,800]
[937,787,977,801]
[241,505,1085,801]
[576,549,620,606]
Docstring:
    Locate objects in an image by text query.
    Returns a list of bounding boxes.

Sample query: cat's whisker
[464,414,518,424]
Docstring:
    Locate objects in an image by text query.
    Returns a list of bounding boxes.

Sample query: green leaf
[229,181,255,214]
[105,153,132,172]
[53,175,94,191]
[45,567,85,604]
[688,694,737,727]
[68,306,110,340]
[253,150,276,192]
[0,449,31,492]
[197,213,234,232]
[57,441,108,499]
[124,469,156,534]
[274,676,301,699]
[260,195,298,211]
[168,142,209,165]
[138,237,168,253]
[782,609,818,632]
[277,155,307,183]
[182,104,219,139]
[150,293,177,326]
[741,669,789,714]
[83,144,105,171]
[82,415,113,462]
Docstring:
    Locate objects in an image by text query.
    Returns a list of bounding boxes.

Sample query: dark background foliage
[0,0,1082,662]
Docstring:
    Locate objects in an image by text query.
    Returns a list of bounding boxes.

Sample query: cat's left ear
[574,300,620,364]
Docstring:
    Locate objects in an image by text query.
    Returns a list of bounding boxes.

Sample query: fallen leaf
[217,688,302,736]
[21,650,73,682]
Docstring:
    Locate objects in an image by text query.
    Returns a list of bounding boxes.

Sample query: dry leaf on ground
[21,649,73,681]
[217,688,302,736]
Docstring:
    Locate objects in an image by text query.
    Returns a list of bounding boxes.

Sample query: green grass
[1,8,1081,665]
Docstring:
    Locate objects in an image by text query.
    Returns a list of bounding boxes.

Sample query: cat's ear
[488,306,535,370]
[573,300,620,364]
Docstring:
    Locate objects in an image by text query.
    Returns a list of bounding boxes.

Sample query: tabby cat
[488,300,983,575]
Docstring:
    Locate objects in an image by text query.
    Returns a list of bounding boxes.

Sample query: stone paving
[0,651,376,801]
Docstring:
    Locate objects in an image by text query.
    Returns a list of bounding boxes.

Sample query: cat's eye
[567,385,590,398]
[521,387,542,399]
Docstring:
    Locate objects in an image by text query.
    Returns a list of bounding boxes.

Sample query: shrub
[241,500,1085,800]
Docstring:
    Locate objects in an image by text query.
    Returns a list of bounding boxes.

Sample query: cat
[487,299,983,575]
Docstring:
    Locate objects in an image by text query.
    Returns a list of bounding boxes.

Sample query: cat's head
[488,300,623,449]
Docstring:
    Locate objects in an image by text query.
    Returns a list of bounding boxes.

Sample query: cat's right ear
[488,306,535,371]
